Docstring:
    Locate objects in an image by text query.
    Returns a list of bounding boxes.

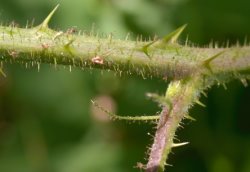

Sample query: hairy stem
[0,25,249,82]
[0,7,250,172]
[146,76,204,172]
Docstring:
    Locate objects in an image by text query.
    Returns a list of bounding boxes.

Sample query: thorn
[203,51,224,73]
[201,91,207,97]
[64,39,76,55]
[141,40,157,58]
[185,34,189,46]
[65,38,75,47]
[172,142,189,148]
[25,20,29,29]
[108,33,113,44]
[37,4,60,31]
[125,32,130,41]
[90,23,96,37]
[240,78,248,87]
[222,83,227,90]
[162,24,187,44]
[185,114,196,121]
[226,39,229,48]
[0,67,6,77]
[164,163,173,167]
[54,58,57,69]
[195,100,206,107]
[37,62,40,72]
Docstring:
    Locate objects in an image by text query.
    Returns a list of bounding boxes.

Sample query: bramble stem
[146,76,203,172]
[1,7,249,172]
[0,26,249,81]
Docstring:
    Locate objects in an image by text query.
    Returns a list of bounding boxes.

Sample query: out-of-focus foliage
[0,0,249,172]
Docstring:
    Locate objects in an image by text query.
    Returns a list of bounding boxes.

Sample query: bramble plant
[0,5,249,172]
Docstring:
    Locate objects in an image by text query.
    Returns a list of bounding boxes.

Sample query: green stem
[0,26,249,81]
[0,6,249,172]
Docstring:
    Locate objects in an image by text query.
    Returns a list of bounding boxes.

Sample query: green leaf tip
[162,24,187,44]
[38,4,60,30]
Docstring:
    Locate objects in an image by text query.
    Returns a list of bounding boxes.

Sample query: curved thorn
[222,83,227,90]
[38,4,60,30]
[201,91,207,97]
[203,51,224,73]
[162,24,187,44]
[172,142,189,148]
[141,40,157,58]
[64,39,76,55]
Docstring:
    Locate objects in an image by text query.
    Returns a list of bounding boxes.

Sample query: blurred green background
[0,0,250,172]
